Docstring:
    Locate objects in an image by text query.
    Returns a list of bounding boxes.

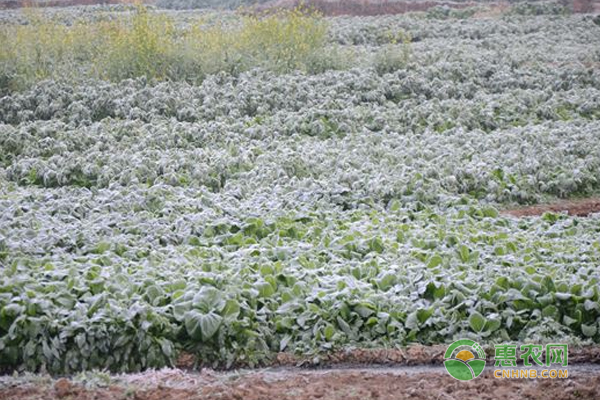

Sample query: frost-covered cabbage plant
[0,9,600,373]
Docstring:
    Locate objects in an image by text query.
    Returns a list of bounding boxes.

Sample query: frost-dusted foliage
[328,10,598,45]
[425,5,478,20]
[507,1,572,15]
[1,103,600,201]
[1,9,600,373]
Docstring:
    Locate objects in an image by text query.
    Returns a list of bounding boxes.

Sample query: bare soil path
[3,345,600,400]
[1,365,600,400]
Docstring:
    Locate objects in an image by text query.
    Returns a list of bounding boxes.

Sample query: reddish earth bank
[503,198,600,217]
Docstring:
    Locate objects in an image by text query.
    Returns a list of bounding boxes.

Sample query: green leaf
[417,308,433,324]
[405,311,419,330]
[324,325,335,341]
[355,304,375,318]
[469,312,486,332]
[193,286,226,313]
[484,318,501,332]
[555,292,572,301]
[160,339,173,358]
[1,303,24,318]
[367,237,384,253]
[541,212,559,223]
[336,316,354,338]
[537,294,554,307]
[199,312,222,340]
[172,300,191,322]
[280,334,292,351]
[94,242,111,254]
[581,324,597,338]
[583,300,599,312]
[184,310,222,340]
[457,245,471,263]
[541,276,555,292]
[563,315,577,327]
[390,199,401,212]
[482,207,499,218]
[424,281,445,300]
[541,305,560,320]
[42,340,53,361]
[427,254,443,268]
[223,299,241,320]
[573,309,583,323]
[256,281,275,298]
[145,285,163,304]
[378,273,396,291]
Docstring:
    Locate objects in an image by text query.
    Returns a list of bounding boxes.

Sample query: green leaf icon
[468,359,486,378]
[444,360,474,381]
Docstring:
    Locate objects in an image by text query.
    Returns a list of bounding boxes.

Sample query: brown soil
[2,346,600,400]
[573,0,597,12]
[503,198,600,217]
[1,368,600,400]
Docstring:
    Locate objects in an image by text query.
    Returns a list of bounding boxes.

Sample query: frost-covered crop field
[1,3,600,374]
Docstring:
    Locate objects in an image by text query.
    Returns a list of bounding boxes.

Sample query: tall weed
[0,5,333,91]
